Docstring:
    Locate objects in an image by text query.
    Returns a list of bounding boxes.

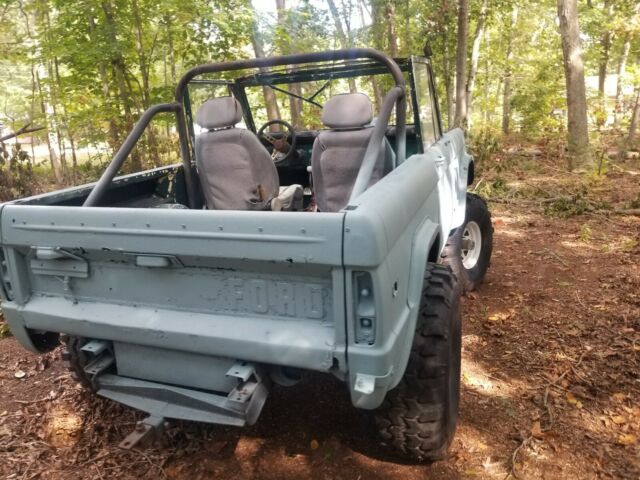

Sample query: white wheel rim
[461,221,482,269]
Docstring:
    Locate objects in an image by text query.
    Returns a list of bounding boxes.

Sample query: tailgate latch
[30,247,89,278]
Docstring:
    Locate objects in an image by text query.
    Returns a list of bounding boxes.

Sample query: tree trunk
[597,0,612,100]
[131,0,150,108]
[43,7,67,176]
[502,5,517,135]
[250,14,281,128]
[131,0,159,165]
[628,87,640,146]
[557,0,592,168]
[87,12,119,150]
[35,69,63,182]
[164,13,177,137]
[454,0,469,129]
[368,2,385,111]
[466,0,487,129]
[442,9,454,130]
[385,2,399,58]
[53,56,78,180]
[327,0,357,92]
[25,1,62,182]
[613,33,631,128]
[275,0,302,128]
[102,0,141,171]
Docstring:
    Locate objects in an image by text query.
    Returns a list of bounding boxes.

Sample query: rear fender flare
[407,217,440,310]
[388,216,440,389]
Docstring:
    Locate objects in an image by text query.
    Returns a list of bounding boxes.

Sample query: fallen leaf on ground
[611,393,627,403]
[531,420,544,439]
[566,392,583,409]
[617,434,637,446]
[611,415,626,425]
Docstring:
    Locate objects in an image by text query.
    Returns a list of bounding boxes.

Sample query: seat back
[311,93,394,213]
[195,97,279,210]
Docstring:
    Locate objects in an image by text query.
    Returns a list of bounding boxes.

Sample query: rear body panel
[0,207,346,372]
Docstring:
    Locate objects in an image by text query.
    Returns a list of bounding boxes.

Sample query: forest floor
[0,146,639,479]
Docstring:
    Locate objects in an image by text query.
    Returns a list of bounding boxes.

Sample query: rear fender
[342,152,441,409]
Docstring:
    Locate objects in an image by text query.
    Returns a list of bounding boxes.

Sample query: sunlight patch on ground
[560,239,604,253]
[461,342,524,399]
[495,228,525,239]
[455,425,509,478]
[43,404,83,449]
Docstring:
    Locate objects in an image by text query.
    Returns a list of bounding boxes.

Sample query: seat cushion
[311,128,389,212]
[196,128,279,210]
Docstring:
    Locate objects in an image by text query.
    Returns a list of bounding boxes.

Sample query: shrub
[0,143,39,201]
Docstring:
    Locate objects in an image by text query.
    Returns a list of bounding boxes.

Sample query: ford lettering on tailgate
[207,277,328,320]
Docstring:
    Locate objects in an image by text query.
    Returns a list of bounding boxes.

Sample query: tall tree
[275,0,303,127]
[502,5,517,135]
[454,0,469,129]
[466,0,488,128]
[250,5,282,126]
[627,87,640,148]
[557,0,592,168]
[614,33,632,128]
[441,0,455,129]
[326,0,357,92]
[385,2,399,57]
[597,0,613,101]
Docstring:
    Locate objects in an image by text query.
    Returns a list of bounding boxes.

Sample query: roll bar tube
[175,48,407,173]
[348,86,406,204]
[83,103,197,208]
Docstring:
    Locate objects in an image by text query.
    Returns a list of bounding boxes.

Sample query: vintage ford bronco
[0,48,492,460]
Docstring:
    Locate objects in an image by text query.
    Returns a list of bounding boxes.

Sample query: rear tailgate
[0,206,346,371]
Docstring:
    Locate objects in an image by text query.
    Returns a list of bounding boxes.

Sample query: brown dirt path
[0,163,638,479]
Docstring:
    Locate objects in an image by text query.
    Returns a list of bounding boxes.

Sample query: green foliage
[1,0,639,192]
[628,193,640,209]
[0,320,11,339]
[543,188,611,218]
[469,128,501,165]
[0,144,40,202]
[476,176,509,199]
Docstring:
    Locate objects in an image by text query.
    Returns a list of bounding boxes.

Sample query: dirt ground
[0,151,639,479]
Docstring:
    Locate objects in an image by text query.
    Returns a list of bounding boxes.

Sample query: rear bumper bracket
[95,370,269,428]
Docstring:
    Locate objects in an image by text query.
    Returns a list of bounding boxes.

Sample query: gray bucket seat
[310,93,395,212]
[195,97,279,210]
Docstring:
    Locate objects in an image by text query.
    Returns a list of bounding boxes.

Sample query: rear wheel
[374,263,461,461]
[441,193,493,293]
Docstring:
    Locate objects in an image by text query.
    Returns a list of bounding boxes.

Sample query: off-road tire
[60,335,96,391]
[374,263,461,461]
[441,192,493,293]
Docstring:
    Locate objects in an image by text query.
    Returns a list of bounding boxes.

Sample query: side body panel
[433,128,471,241]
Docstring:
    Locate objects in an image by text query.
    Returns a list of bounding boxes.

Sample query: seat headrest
[196,97,243,130]
[321,93,373,129]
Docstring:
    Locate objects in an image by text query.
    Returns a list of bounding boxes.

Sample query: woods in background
[1,0,639,194]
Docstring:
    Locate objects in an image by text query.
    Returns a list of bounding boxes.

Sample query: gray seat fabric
[195,97,279,210]
[311,93,394,213]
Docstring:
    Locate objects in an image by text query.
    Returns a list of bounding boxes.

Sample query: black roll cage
[84,48,435,210]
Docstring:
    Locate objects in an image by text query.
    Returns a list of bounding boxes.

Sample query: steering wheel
[257,120,297,163]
